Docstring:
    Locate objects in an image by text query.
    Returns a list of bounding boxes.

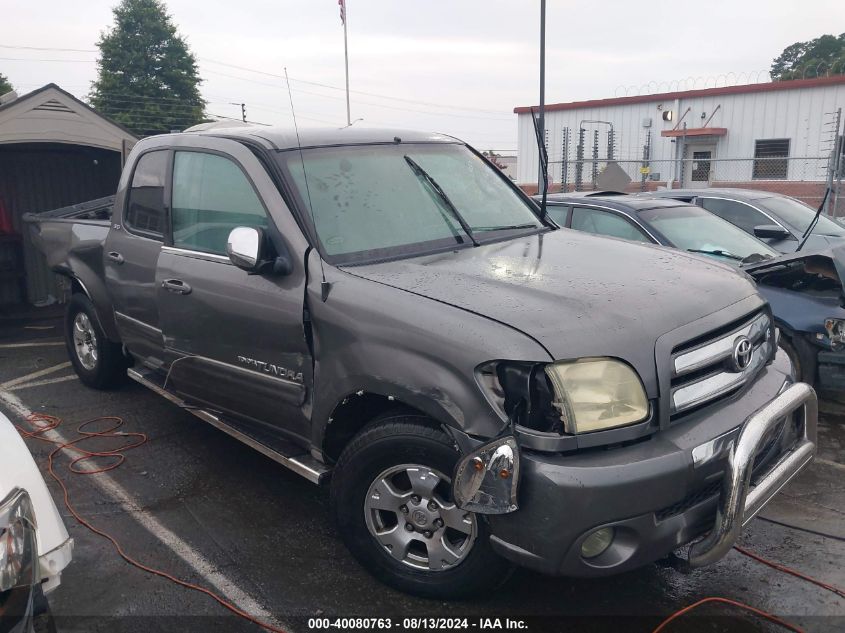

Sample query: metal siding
[0,144,121,306]
[517,83,845,184]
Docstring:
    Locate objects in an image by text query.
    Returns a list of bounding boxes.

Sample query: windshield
[756,196,845,237]
[640,205,779,264]
[276,143,543,263]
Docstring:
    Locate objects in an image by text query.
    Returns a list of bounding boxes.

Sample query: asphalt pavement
[1,312,843,633]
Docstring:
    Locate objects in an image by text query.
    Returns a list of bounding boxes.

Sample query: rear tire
[331,416,513,599]
[65,293,127,390]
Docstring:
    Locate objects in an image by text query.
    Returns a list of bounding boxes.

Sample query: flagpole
[343,2,351,126]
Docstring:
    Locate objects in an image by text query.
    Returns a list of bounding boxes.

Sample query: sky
[2,0,842,153]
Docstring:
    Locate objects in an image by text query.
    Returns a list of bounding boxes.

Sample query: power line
[289,86,512,121]
[0,45,515,121]
[0,44,96,53]
[0,56,94,63]
[200,58,512,116]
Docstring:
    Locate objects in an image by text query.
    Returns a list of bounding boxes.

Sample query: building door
[685,145,716,187]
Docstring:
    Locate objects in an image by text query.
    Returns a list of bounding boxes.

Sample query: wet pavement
[1,313,843,633]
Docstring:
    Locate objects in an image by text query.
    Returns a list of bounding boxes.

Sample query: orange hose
[733,545,845,599]
[652,596,804,633]
[17,413,287,633]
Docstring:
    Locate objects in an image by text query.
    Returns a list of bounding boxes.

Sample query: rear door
[568,206,655,243]
[155,136,313,441]
[104,149,170,367]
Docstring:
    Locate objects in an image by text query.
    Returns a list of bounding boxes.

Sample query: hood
[345,229,759,393]
[745,241,845,287]
[745,243,845,332]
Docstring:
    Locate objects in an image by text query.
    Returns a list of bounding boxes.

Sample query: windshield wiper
[796,185,832,252]
[473,223,539,232]
[686,248,744,261]
[404,155,479,247]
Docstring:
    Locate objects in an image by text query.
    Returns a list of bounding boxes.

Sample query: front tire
[780,333,816,385]
[331,416,512,598]
[65,293,127,389]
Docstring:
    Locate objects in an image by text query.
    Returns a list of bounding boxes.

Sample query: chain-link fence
[546,155,844,216]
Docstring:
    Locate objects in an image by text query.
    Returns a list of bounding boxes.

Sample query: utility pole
[230,102,247,122]
[341,0,351,126]
[538,0,546,191]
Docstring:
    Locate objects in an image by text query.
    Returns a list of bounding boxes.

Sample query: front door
[155,137,313,442]
[685,145,716,187]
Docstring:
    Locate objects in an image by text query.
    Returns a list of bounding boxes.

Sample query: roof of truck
[190,126,459,150]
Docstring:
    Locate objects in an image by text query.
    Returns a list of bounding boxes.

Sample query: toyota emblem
[731,336,753,372]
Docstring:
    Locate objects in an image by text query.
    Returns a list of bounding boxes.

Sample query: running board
[127,368,331,485]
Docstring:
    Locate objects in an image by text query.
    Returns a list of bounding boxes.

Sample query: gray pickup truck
[26,127,818,598]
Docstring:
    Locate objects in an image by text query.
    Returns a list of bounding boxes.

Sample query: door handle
[161,279,192,295]
[107,251,125,264]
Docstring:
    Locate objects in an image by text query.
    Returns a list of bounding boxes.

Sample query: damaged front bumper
[687,381,817,566]
[468,355,817,577]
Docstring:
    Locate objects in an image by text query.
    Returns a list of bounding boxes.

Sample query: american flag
[338,0,346,25]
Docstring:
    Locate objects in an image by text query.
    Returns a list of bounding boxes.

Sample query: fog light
[581,527,614,559]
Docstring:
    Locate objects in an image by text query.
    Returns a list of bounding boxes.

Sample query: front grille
[670,311,774,419]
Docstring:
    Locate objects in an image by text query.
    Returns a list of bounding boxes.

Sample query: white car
[1,412,73,632]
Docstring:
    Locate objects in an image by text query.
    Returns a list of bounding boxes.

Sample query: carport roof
[0,83,137,152]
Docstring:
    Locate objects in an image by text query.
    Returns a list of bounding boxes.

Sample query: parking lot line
[816,457,845,472]
[2,361,72,389]
[9,374,79,391]
[0,386,288,630]
[0,340,65,349]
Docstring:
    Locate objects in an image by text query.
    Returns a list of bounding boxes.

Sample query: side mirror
[754,224,793,240]
[227,226,265,272]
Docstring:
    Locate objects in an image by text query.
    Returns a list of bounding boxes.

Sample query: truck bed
[23,197,112,289]
[29,195,114,220]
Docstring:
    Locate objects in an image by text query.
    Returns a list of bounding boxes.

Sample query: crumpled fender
[306,257,552,446]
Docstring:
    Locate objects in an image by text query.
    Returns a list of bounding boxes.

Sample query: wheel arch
[55,265,120,342]
[319,390,470,464]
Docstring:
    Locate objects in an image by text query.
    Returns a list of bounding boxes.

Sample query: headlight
[0,489,38,593]
[544,358,649,434]
[824,318,845,350]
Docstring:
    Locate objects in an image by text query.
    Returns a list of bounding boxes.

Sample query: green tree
[771,33,845,81]
[0,73,13,95]
[89,0,206,136]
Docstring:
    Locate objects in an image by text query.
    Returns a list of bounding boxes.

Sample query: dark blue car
[537,193,845,391]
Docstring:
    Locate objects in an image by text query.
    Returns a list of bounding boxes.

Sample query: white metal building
[514,75,845,198]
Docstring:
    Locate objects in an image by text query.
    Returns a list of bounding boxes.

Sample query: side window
[544,205,570,227]
[125,151,168,238]
[570,207,652,243]
[171,151,268,255]
[699,198,768,235]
